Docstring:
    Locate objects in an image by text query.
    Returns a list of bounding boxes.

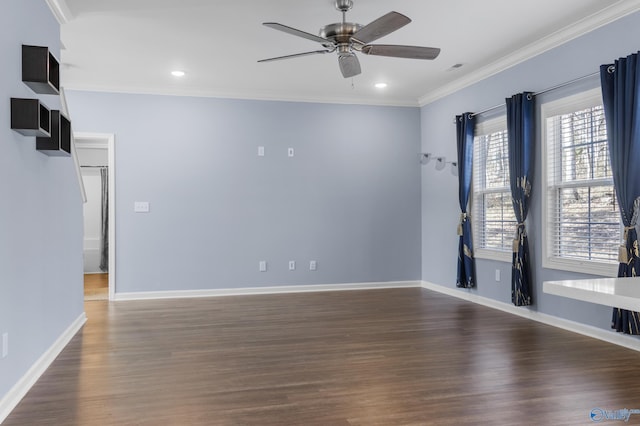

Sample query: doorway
[75,133,115,301]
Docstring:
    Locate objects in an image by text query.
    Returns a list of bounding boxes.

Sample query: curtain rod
[455,70,601,122]
[80,165,108,168]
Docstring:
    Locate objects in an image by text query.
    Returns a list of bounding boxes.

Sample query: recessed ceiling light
[375,82,387,89]
[171,70,186,77]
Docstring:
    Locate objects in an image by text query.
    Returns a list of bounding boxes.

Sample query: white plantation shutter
[473,117,516,260]
[542,89,620,275]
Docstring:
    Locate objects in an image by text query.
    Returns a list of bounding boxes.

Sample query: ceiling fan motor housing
[319,22,363,46]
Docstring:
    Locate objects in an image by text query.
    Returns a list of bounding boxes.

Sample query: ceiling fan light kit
[259,0,440,78]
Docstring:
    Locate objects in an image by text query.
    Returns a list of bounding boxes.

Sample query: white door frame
[75,132,116,301]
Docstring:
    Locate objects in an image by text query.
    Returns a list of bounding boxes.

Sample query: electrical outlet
[310,260,317,271]
[259,261,267,272]
[2,333,8,358]
[289,260,296,271]
[134,201,150,213]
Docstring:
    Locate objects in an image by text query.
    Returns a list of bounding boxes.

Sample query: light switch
[288,147,294,157]
[258,146,265,157]
[134,201,150,213]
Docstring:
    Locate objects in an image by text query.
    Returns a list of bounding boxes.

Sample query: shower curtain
[99,167,108,272]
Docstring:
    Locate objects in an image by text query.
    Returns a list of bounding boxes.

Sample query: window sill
[475,248,512,263]
[542,257,618,278]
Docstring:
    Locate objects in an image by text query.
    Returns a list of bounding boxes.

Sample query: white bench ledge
[543,277,640,311]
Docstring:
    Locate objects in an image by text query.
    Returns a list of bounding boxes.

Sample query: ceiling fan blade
[338,54,361,78]
[263,22,333,45]
[351,11,411,45]
[361,44,441,60]
[258,50,333,63]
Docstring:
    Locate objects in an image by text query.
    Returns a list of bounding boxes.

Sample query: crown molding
[45,0,74,25]
[61,83,421,108]
[418,0,640,107]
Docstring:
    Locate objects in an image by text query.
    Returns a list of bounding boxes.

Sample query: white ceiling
[53,0,639,106]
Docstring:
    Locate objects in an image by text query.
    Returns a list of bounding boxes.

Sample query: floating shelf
[11,98,51,137]
[36,110,71,156]
[22,44,60,95]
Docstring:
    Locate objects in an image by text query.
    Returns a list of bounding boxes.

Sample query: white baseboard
[421,281,640,352]
[0,312,87,424]
[115,280,422,301]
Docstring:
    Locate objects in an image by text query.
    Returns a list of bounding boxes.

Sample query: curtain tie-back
[619,242,632,264]
[512,239,520,253]
[457,212,468,236]
[620,224,639,263]
[624,225,636,236]
[512,223,527,252]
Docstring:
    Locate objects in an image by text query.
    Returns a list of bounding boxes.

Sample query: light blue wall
[421,11,640,330]
[65,92,422,293]
[0,0,84,400]
[0,1,638,414]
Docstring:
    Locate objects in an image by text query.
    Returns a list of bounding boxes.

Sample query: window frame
[541,88,619,276]
[472,116,514,263]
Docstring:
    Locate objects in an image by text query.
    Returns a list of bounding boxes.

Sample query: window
[542,89,620,276]
[473,117,516,261]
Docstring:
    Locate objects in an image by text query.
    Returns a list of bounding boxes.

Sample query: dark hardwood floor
[4,288,640,425]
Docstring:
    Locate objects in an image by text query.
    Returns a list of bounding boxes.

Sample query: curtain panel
[506,93,534,306]
[456,112,476,288]
[600,52,640,335]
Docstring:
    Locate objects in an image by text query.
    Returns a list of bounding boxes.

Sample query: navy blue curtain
[600,52,640,335]
[456,112,476,288]
[506,93,534,306]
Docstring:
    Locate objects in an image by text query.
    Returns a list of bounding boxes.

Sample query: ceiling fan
[258,0,441,78]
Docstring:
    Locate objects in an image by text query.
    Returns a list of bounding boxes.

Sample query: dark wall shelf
[11,44,74,158]
[11,98,51,137]
[36,110,71,156]
[22,44,60,95]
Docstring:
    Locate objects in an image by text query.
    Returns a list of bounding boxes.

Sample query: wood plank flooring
[84,273,108,300]
[5,288,640,425]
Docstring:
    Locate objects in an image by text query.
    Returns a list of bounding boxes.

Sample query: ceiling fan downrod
[335,0,353,23]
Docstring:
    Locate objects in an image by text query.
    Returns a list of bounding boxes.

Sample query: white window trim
[473,116,512,263]
[540,88,619,277]
[475,246,513,263]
